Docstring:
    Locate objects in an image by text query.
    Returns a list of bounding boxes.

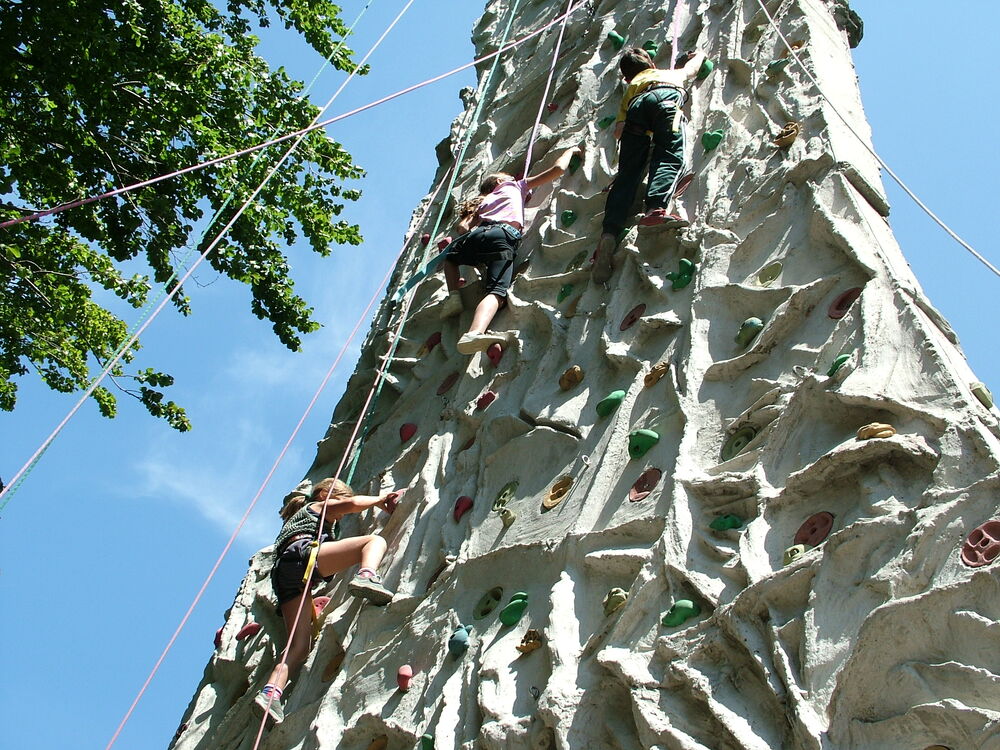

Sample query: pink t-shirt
[477,178,529,229]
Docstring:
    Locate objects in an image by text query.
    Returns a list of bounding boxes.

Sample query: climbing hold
[665,258,695,290]
[661,599,701,627]
[313,596,331,617]
[596,390,626,417]
[607,31,626,49]
[214,627,223,649]
[547,101,559,112]
[499,593,529,626]
[400,423,418,443]
[397,664,414,691]
[485,343,503,367]
[454,496,474,522]
[516,629,544,654]
[493,480,518,511]
[701,129,725,152]
[476,390,497,410]
[827,353,852,377]
[597,115,617,130]
[560,209,577,227]
[674,172,694,197]
[437,372,460,395]
[498,507,517,527]
[530,686,541,700]
[773,122,801,148]
[828,287,862,319]
[641,39,659,56]
[448,625,473,658]
[795,511,835,547]
[568,153,582,173]
[709,514,744,531]
[756,261,782,286]
[460,436,475,452]
[474,586,504,619]
[971,382,994,409]
[628,429,660,459]
[697,57,715,80]
[420,233,430,246]
[644,361,669,387]
[721,425,758,461]
[628,467,662,501]
[783,543,810,566]
[235,622,261,641]
[457,277,467,288]
[382,491,403,515]
[559,365,584,391]
[766,58,790,77]
[437,236,451,249]
[603,588,629,615]
[735,317,765,348]
[421,735,434,750]
[856,422,896,440]
[961,520,1000,567]
[418,331,442,357]
[620,303,646,331]
[557,283,574,303]
[366,736,389,750]
[544,476,573,509]
[565,249,589,272]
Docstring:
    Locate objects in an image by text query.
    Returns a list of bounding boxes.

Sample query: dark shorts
[271,538,331,606]
[445,222,522,299]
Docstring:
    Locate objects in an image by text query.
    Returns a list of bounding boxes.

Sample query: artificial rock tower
[174,1,1000,748]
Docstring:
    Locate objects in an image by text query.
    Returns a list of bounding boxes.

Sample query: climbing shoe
[457,332,507,355]
[440,291,463,320]
[592,232,616,284]
[252,690,285,726]
[638,209,689,228]
[348,572,395,606]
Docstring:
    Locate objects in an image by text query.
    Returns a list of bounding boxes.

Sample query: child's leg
[602,131,651,236]
[316,535,387,577]
[259,591,314,698]
[467,293,502,335]
[443,259,461,291]
[645,98,686,211]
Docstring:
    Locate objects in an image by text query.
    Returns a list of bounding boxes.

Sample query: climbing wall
[173,0,1000,748]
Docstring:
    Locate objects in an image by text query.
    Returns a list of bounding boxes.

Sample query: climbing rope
[0,0,378,512]
[753,0,999,279]
[670,0,683,66]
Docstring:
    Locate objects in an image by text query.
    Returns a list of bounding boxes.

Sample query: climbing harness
[301,541,321,585]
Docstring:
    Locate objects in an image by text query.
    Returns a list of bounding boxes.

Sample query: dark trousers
[602,88,686,235]
[445,222,521,298]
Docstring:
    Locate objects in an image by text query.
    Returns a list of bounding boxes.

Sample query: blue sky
[1,1,996,747]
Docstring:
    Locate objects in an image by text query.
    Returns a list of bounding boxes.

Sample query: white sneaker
[457,332,507,355]
[440,291,463,319]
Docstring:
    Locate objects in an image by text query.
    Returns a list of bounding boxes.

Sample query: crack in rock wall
[172,0,1000,748]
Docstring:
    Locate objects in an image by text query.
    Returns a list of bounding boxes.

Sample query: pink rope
[521,0,578,177]
[0,3,586,231]
[670,0,683,66]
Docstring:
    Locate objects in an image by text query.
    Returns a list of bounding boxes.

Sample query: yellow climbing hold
[856,422,896,440]
[559,365,584,390]
[543,476,573,509]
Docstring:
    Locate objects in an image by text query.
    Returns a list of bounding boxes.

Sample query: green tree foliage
[0,0,367,431]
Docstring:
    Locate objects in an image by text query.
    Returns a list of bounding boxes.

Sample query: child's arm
[317,490,399,517]
[679,51,707,84]
[525,147,584,190]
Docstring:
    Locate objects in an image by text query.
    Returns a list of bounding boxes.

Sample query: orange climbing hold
[543,476,572,509]
[400,423,418,443]
[644,361,669,387]
[559,365,584,390]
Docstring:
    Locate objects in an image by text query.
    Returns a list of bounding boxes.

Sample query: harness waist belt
[276,533,314,556]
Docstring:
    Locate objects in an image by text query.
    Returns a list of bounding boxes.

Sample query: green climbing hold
[735,317,765,348]
[827,353,851,377]
[628,429,660,460]
[569,153,582,173]
[607,31,626,50]
[421,735,434,750]
[709,514,744,531]
[499,593,529,626]
[558,284,574,303]
[766,58,790,77]
[493,480,519,511]
[702,129,725,152]
[565,249,588,272]
[661,599,701,627]
[721,425,758,462]
[596,390,626,417]
[473,587,504,619]
[603,587,628,616]
[665,258,696,290]
[561,209,577,228]
[696,58,715,80]
[597,115,617,130]
[641,40,659,56]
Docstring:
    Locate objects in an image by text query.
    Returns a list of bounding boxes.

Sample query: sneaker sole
[457,336,505,355]
[349,582,394,606]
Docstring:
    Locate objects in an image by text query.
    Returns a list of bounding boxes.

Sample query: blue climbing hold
[448,625,473,657]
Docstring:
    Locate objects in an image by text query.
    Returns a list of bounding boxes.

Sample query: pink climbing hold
[476,390,497,410]
[400,423,418,443]
[420,233,430,246]
[620,303,646,331]
[236,622,262,641]
[961,520,1000,568]
[628,468,662,502]
[438,236,452,250]
[397,664,414,691]
[486,343,503,367]
[437,371,460,395]
[828,287,863,319]
[214,627,223,649]
[313,596,331,617]
[794,511,835,546]
[454,496,474,522]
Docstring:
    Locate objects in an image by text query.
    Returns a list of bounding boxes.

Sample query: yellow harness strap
[302,540,320,584]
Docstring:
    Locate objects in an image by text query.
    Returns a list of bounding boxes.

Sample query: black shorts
[445,222,522,299]
[271,538,331,606]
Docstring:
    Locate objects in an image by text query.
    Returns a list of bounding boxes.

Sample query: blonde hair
[279,478,353,520]
[457,172,515,226]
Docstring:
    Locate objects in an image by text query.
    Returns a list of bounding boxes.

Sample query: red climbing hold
[674,173,694,197]
[620,303,646,331]
[486,343,503,367]
[397,664,414,691]
[420,233,430,246]
[214,627,223,649]
[628,468,662,502]
[383,490,403,514]
[961,520,1000,568]
[476,390,497,410]
[547,102,559,112]
[438,237,452,250]
[457,277,466,288]
[437,372,460,395]
[828,288,862,319]
[454,496,474,522]
[400,423,418,443]
[794,512,835,546]
[236,622,262,641]
[419,331,442,357]
[460,436,475,452]
[313,596,331,617]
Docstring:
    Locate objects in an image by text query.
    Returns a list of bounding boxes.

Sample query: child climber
[252,478,398,725]
[440,145,584,354]
[592,48,707,283]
